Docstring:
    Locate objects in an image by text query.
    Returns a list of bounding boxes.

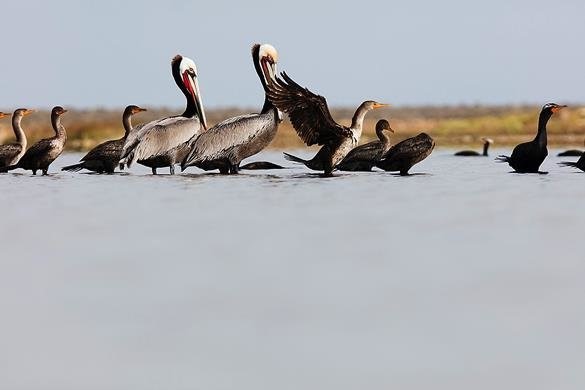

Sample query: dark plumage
[337,119,393,171]
[559,152,585,171]
[376,133,435,175]
[0,109,32,171]
[62,105,146,173]
[496,103,566,173]
[267,71,386,175]
[240,161,284,170]
[4,106,67,175]
[557,141,584,157]
[454,138,493,157]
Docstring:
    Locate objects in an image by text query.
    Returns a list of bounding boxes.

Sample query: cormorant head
[542,103,567,114]
[376,119,394,134]
[52,106,68,116]
[362,101,389,111]
[125,105,147,116]
[0,112,10,119]
[481,137,494,144]
[13,108,34,118]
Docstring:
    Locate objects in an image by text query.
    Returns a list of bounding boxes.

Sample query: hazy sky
[1,0,584,109]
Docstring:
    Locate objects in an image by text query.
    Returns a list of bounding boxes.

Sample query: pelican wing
[122,116,201,166]
[184,113,274,166]
[266,72,351,146]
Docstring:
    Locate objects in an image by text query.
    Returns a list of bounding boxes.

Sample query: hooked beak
[183,71,208,130]
[388,127,395,133]
[552,105,568,114]
[261,57,277,87]
[23,109,35,116]
[61,109,68,114]
[0,112,8,119]
[137,107,147,113]
[373,103,389,109]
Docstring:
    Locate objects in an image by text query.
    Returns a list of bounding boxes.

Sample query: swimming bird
[496,103,566,173]
[266,72,387,175]
[454,137,493,156]
[0,109,33,172]
[122,55,207,174]
[181,44,281,174]
[376,133,435,175]
[62,105,147,173]
[240,161,284,170]
[337,119,394,171]
[4,106,68,175]
[558,153,585,172]
[557,140,584,157]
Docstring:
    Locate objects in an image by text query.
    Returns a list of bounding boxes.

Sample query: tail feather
[61,163,85,172]
[0,164,18,173]
[495,155,510,163]
[283,152,307,164]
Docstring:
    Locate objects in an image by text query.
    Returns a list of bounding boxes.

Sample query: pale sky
[1,0,584,109]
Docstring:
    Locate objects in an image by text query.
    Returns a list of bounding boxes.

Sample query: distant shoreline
[1,105,584,150]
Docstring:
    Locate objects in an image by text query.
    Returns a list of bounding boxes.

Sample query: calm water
[1,149,584,390]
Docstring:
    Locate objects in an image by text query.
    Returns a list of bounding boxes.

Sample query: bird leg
[42,169,48,176]
[169,165,175,175]
[152,167,157,175]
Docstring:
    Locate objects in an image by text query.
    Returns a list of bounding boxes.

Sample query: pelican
[122,55,207,174]
[4,106,67,175]
[337,119,394,171]
[181,44,281,174]
[496,103,566,173]
[266,72,387,175]
[0,109,33,172]
[62,105,147,173]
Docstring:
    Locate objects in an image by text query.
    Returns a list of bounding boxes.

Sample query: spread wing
[0,143,23,163]
[266,72,351,146]
[122,116,202,166]
[184,113,275,166]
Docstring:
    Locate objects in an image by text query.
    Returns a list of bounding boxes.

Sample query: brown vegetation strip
[1,105,584,151]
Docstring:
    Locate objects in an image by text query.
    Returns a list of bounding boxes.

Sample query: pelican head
[255,43,278,86]
[173,54,207,130]
[14,108,34,118]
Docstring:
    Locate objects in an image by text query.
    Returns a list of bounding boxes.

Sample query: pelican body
[337,119,393,171]
[122,55,207,174]
[267,72,386,175]
[62,105,147,173]
[376,133,435,175]
[4,106,67,175]
[496,103,566,173]
[181,44,280,174]
[0,109,32,171]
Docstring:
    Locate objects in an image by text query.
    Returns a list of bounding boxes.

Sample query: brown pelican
[454,137,494,156]
[4,106,68,175]
[181,44,281,174]
[122,55,207,174]
[337,119,394,171]
[376,133,435,175]
[559,152,585,171]
[496,103,566,173]
[0,109,32,172]
[266,72,387,175]
[557,140,584,157]
[62,105,147,173]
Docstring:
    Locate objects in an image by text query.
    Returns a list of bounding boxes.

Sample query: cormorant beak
[552,105,568,114]
[373,103,389,109]
[388,127,395,133]
[61,109,68,114]
[0,113,8,119]
[138,108,147,112]
[23,109,35,116]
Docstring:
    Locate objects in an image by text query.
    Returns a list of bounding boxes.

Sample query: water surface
[1,149,584,390]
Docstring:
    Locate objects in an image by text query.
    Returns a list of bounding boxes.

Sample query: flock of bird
[0,43,583,177]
